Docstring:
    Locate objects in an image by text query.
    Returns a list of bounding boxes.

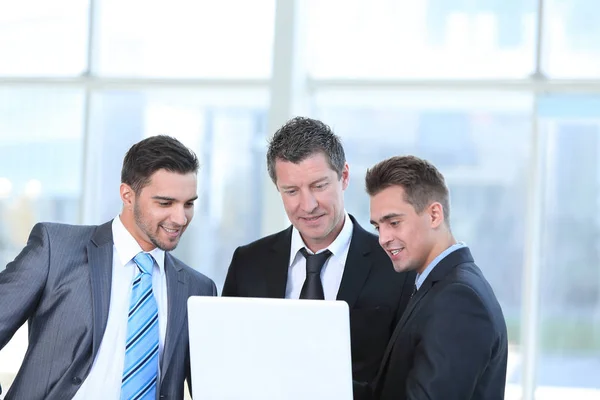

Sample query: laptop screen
[187,296,353,400]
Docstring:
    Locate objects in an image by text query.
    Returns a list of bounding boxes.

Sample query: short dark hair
[266,117,346,184]
[121,135,199,193]
[365,155,450,223]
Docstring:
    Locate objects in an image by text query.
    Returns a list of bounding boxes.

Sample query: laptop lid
[187,296,353,400]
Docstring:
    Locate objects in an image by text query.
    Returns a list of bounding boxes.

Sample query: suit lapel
[264,227,292,298]
[375,247,475,383]
[336,216,372,308]
[88,221,114,360]
[161,253,187,380]
[389,279,431,335]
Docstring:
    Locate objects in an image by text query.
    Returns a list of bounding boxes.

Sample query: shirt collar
[112,215,165,271]
[289,212,353,266]
[415,241,466,290]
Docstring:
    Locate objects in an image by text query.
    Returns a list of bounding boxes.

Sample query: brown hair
[122,135,199,193]
[365,155,450,223]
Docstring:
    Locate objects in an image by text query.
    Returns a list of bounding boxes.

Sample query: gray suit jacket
[0,221,217,400]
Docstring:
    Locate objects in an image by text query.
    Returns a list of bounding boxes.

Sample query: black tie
[299,248,332,300]
[411,284,418,298]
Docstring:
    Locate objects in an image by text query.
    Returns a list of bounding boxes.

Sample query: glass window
[0,0,89,76]
[0,87,85,267]
[535,94,600,396]
[306,0,537,79]
[85,89,269,289]
[314,90,532,395]
[544,0,600,78]
[96,0,275,78]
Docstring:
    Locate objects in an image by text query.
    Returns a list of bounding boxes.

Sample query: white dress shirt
[73,216,169,399]
[285,212,353,300]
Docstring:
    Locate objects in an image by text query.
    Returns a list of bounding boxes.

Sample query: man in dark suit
[222,117,414,395]
[0,135,216,400]
[366,155,508,400]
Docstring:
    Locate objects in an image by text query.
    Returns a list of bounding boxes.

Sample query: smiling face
[275,152,349,252]
[120,169,198,251]
[370,185,445,274]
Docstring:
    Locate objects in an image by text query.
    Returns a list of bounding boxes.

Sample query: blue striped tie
[121,252,159,400]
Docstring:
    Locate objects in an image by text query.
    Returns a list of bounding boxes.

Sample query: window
[544,0,600,77]
[536,94,600,392]
[0,87,84,268]
[306,0,537,78]
[0,0,89,76]
[96,0,275,78]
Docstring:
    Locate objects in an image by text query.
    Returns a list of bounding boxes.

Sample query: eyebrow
[279,177,329,190]
[278,184,297,190]
[370,213,404,225]
[311,177,329,184]
[152,195,199,202]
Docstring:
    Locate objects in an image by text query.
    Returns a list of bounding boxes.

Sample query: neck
[416,232,457,275]
[119,212,155,252]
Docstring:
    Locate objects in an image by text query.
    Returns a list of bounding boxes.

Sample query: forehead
[274,153,335,182]
[141,169,197,194]
[370,186,413,216]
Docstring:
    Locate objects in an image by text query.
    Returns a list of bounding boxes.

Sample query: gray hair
[266,117,346,184]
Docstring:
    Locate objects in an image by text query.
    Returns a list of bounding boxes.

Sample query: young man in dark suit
[222,117,414,396]
[367,155,508,400]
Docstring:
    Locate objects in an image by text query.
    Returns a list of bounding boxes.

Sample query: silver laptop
[187,296,353,400]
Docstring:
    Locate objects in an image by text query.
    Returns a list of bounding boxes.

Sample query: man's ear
[341,162,350,190]
[428,202,445,228]
[120,183,135,207]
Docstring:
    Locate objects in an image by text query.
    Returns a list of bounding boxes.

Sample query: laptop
[187,296,353,400]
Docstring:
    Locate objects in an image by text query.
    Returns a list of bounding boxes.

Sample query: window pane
[544,0,600,78]
[314,90,532,396]
[306,0,537,78]
[0,87,84,387]
[96,0,275,78]
[0,1,89,76]
[535,94,600,396]
[86,89,269,289]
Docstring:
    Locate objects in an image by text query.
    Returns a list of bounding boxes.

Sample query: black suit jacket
[372,247,508,400]
[222,215,414,387]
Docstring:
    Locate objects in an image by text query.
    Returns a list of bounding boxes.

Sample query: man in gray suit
[0,135,216,400]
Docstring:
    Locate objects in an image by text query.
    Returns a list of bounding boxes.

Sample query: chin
[152,239,179,252]
[392,262,410,274]
[164,241,180,251]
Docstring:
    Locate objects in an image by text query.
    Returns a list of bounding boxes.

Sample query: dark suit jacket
[222,215,414,388]
[372,247,508,400]
[0,221,217,400]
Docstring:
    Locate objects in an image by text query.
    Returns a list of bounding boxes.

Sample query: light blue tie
[121,252,160,400]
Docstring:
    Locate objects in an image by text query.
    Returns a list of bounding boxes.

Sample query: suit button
[72,376,82,385]
[159,395,166,399]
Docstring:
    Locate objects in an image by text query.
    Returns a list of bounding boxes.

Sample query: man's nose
[299,191,318,213]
